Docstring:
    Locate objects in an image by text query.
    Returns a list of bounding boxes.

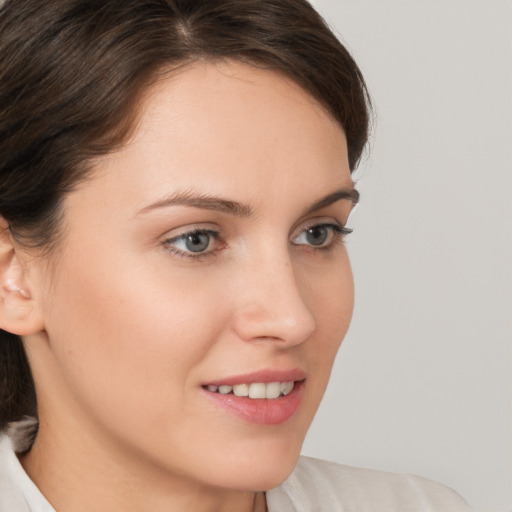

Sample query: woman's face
[27,61,356,492]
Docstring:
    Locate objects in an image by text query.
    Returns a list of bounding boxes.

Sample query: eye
[163,229,220,257]
[292,223,351,248]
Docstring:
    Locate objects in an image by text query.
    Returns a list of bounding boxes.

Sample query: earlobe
[0,220,44,336]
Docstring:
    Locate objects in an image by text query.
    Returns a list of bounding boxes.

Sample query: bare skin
[1,61,356,512]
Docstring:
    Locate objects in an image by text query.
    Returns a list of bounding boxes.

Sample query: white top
[0,420,472,512]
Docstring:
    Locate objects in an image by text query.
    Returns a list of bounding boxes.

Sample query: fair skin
[0,61,357,512]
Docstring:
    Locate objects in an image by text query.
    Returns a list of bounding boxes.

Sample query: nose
[229,251,317,347]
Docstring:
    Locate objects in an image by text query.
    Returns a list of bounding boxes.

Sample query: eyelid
[290,217,353,254]
[160,222,220,239]
[159,216,352,261]
[161,225,224,260]
[291,216,346,239]
[165,228,218,243]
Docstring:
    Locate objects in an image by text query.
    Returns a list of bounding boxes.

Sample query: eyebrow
[136,187,359,217]
[137,191,253,217]
[303,188,359,215]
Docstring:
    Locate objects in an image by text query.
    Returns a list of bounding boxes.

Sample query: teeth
[266,382,281,399]
[233,383,249,397]
[281,381,294,396]
[205,381,296,399]
[249,382,266,399]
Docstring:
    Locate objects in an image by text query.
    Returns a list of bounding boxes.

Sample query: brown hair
[0,0,372,430]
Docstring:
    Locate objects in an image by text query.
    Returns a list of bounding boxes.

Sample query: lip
[202,368,307,387]
[201,368,306,425]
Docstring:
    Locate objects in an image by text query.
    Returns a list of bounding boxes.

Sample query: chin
[217,462,299,492]
[206,436,304,492]
[248,459,299,492]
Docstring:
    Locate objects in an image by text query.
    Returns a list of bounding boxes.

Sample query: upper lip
[202,368,307,387]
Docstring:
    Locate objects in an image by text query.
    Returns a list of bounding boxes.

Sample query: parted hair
[0,0,371,430]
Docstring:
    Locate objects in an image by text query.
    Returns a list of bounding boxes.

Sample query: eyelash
[162,223,352,261]
[163,229,221,261]
[298,223,352,253]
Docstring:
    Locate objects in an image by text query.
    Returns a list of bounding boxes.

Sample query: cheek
[42,251,228,427]
[304,250,354,335]
[294,251,354,403]
[309,256,353,371]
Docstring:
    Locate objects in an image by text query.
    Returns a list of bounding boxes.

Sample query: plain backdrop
[301,1,511,511]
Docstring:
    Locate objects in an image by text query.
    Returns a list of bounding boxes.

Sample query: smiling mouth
[202,381,296,399]
[201,378,305,424]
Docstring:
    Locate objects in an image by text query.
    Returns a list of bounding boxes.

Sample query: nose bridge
[230,245,317,345]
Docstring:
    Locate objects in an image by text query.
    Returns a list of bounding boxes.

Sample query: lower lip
[202,381,304,425]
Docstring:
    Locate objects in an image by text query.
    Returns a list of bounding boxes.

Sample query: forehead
[139,59,340,133]
[70,60,351,220]
[128,62,346,172]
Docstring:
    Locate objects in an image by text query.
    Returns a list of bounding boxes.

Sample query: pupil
[306,226,328,245]
[186,232,210,252]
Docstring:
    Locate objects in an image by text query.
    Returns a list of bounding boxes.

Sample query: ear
[0,219,45,336]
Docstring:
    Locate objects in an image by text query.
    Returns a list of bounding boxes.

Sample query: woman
[0,1,473,510]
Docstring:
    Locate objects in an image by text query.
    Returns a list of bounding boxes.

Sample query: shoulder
[266,455,473,512]
[0,419,54,512]
[0,428,30,512]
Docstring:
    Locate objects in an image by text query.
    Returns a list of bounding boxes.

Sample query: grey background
[301,1,511,511]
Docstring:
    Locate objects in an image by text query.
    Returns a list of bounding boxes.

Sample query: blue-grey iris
[306,226,329,246]
[185,232,210,252]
